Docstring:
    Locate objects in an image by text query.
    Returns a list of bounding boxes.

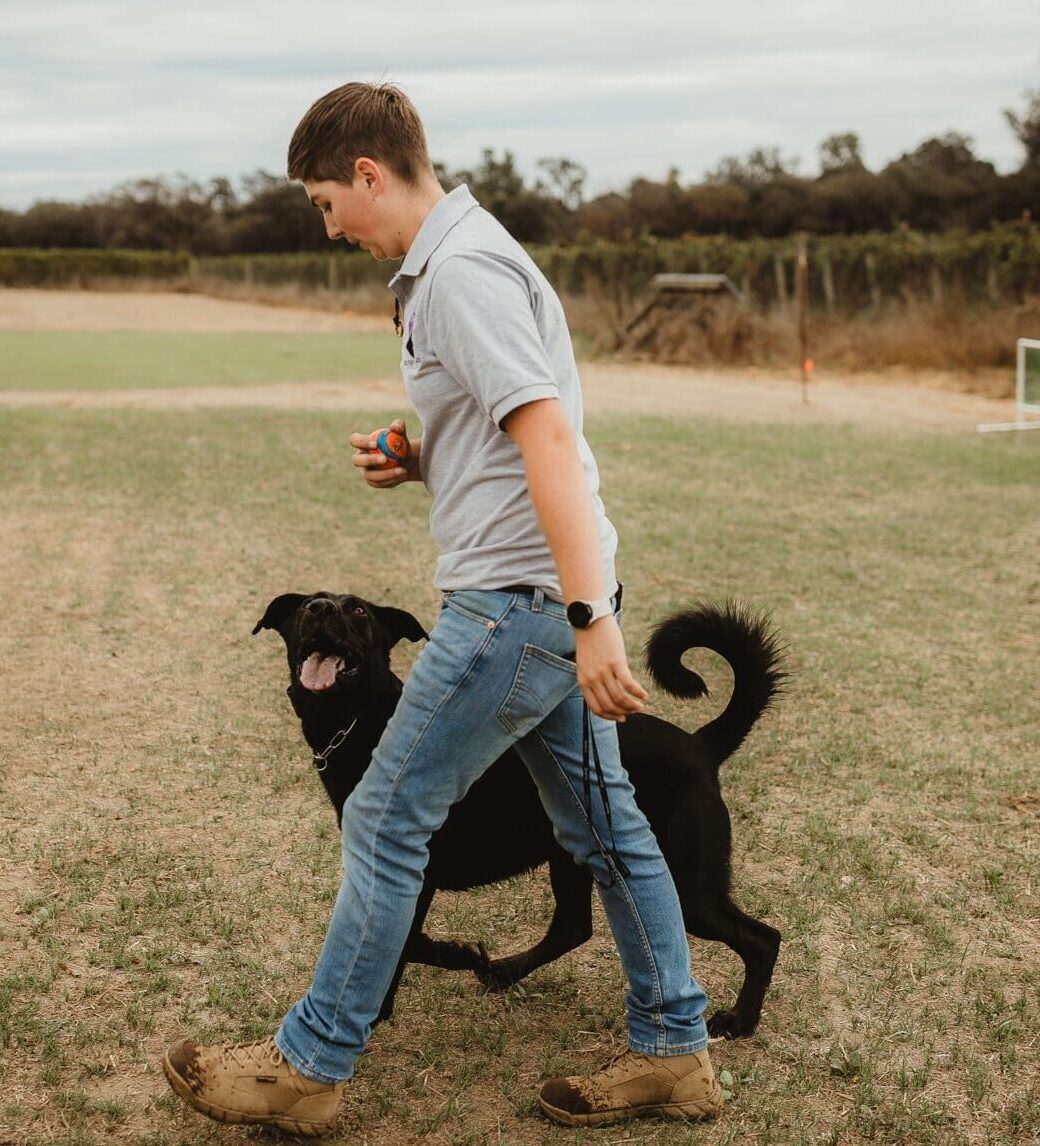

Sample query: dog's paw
[706,1008,756,1039]
[474,954,526,991]
[459,941,493,979]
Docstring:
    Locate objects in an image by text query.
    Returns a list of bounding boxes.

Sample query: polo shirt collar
[390,184,479,287]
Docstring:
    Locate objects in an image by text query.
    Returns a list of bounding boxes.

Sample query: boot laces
[594,1049,650,1087]
[221,1036,286,1072]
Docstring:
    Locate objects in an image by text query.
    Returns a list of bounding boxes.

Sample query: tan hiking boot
[162,1035,345,1136]
[538,1046,724,1127]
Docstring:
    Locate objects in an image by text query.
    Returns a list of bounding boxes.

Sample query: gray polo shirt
[387,185,618,598]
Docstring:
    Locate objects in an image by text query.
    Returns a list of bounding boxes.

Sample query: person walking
[162,82,724,1136]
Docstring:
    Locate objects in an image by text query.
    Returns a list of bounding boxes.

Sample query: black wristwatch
[566,596,614,629]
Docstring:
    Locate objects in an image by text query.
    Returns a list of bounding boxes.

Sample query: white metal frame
[978,338,1040,432]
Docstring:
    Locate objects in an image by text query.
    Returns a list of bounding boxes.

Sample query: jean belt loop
[531,586,545,613]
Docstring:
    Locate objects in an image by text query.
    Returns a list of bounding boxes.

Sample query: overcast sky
[2,0,1038,210]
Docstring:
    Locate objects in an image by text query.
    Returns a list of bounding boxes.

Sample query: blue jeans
[275,588,709,1083]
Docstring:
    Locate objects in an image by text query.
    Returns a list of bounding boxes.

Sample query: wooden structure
[620,273,747,351]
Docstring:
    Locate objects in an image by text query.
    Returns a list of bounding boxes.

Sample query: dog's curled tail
[643,600,787,765]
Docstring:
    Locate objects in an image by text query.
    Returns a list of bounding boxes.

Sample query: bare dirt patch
[583,361,1014,431]
[0,286,387,333]
[0,289,1019,431]
[0,365,1015,432]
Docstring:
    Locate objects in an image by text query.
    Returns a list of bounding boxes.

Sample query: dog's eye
[353,606,366,616]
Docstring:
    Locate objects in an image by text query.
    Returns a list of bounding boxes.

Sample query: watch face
[567,601,593,629]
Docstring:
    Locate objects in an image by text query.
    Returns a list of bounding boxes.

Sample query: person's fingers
[347,426,412,488]
[350,446,401,483]
[365,465,407,487]
[356,447,388,463]
[584,677,633,721]
[584,668,646,720]
[611,668,648,703]
[584,692,619,721]
[597,661,647,704]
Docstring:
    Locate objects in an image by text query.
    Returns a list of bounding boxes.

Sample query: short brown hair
[287,82,432,187]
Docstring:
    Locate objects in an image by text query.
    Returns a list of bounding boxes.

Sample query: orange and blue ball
[374,429,409,466]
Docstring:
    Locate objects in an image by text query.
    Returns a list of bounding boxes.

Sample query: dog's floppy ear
[252,593,307,636]
[370,604,428,646]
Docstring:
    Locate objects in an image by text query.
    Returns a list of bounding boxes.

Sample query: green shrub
[0,248,190,286]
[3,219,1038,313]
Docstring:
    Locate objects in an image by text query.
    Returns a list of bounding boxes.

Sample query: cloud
[1,0,1037,208]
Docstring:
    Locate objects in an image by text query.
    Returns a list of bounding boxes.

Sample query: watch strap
[567,595,615,628]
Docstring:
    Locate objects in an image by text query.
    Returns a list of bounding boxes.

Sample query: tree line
[2,93,1037,254]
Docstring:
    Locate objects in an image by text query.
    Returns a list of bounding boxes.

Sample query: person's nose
[324,212,343,241]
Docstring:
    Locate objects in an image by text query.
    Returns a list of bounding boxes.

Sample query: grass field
[1,340,1038,1144]
[0,331,400,390]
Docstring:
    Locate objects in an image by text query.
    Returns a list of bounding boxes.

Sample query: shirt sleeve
[424,251,560,427]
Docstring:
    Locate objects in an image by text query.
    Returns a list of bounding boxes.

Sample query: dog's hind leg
[683,893,781,1039]
[477,849,594,989]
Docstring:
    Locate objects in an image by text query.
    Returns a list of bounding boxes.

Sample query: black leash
[581,702,631,882]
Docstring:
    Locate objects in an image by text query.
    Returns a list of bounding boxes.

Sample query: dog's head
[253,592,427,704]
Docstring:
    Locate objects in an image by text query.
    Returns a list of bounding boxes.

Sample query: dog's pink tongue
[300,652,338,691]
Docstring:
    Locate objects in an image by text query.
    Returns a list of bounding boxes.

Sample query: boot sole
[162,1052,337,1137]
[538,1093,723,1127]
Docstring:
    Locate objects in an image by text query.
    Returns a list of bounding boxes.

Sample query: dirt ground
[0,288,1020,432]
[0,286,390,333]
[2,286,1037,1145]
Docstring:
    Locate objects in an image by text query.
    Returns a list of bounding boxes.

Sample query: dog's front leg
[478,849,594,989]
[403,931,493,975]
[375,884,437,1023]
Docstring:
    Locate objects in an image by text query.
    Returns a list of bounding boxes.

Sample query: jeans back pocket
[497,644,578,735]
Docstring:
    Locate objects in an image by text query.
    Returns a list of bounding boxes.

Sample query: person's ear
[355,157,383,194]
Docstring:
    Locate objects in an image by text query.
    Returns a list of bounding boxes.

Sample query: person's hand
[348,418,420,488]
[574,615,648,722]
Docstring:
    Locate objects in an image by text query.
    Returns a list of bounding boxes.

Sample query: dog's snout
[306,598,337,617]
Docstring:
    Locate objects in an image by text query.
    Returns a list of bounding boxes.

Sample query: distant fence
[188,252,390,293]
[530,221,1040,312]
[2,219,1038,312]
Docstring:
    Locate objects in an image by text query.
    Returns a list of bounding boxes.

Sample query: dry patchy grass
[0,406,1037,1145]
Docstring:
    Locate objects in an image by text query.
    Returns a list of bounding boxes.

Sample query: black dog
[253,592,784,1038]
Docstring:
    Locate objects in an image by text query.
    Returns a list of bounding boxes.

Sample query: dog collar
[312,718,359,772]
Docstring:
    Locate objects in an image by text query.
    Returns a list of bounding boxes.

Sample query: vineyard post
[864,251,880,308]
[773,253,788,313]
[796,233,811,404]
[821,253,835,312]
[930,261,944,306]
